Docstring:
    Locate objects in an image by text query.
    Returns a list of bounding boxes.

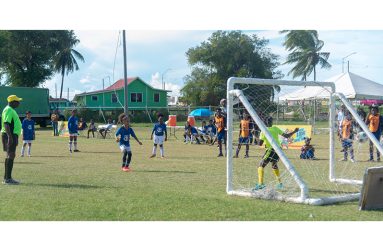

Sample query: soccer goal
[226,77,383,205]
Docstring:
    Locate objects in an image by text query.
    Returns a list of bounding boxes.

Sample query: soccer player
[300,137,316,160]
[21,111,35,157]
[67,109,80,153]
[340,114,355,162]
[206,119,216,144]
[190,125,201,144]
[365,105,383,162]
[150,114,167,158]
[115,114,142,171]
[1,95,23,185]
[215,108,226,157]
[235,113,251,158]
[253,116,298,190]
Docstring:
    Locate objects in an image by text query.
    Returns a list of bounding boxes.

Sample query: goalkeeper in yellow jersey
[253,116,298,190]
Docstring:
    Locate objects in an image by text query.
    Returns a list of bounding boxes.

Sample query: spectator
[87,119,97,138]
[99,119,113,139]
[51,111,59,136]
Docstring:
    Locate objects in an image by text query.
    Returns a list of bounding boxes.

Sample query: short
[154,135,165,145]
[239,136,250,145]
[69,133,78,137]
[2,133,18,153]
[119,144,131,152]
[217,131,226,142]
[23,140,33,144]
[262,148,279,163]
[342,139,353,148]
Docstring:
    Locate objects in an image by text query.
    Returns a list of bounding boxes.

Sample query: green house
[73,77,170,110]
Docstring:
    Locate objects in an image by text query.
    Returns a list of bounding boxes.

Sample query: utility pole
[55,82,57,98]
[123,30,128,114]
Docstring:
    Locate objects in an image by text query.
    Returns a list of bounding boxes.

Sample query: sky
[43,30,383,101]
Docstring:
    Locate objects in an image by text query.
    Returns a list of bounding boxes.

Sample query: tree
[53,30,84,99]
[0,30,84,89]
[181,31,281,106]
[281,30,331,81]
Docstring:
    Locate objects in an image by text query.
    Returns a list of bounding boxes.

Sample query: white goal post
[226,77,383,205]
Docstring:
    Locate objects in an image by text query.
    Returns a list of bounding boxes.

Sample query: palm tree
[280,30,331,81]
[54,30,84,99]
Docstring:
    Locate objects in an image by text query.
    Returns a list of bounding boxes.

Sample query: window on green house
[154,93,160,102]
[92,95,98,101]
[111,93,118,103]
[131,93,143,102]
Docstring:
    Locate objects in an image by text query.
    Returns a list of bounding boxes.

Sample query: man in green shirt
[1,95,22,185]
[253,116,298,190]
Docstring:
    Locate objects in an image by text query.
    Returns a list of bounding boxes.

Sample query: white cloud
[80,75,91,84]
[150,72,181,96]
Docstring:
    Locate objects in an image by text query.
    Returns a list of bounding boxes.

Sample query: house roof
[74,77,171,99]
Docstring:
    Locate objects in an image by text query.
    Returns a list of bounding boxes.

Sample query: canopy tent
[279,72,383,101]
[189,108,213,117]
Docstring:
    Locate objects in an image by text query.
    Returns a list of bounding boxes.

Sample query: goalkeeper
[254,116,298,190]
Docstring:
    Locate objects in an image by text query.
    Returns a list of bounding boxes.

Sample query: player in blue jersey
[150,114,168,158]
[21,111,35,157]
[67,109,80,153]
[116,113,142,171]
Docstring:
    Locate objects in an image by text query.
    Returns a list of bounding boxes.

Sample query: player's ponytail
[118,113,127,124]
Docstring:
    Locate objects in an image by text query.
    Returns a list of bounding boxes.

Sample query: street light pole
[161,68,171,90]
[342,52,357,73]
[122,30,128,114]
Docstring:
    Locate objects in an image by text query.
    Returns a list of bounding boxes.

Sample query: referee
[1,95,22,185]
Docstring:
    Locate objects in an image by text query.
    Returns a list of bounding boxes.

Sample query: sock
[126,152,132,166]
[258,167,264,184]
[272,168,281,183]
[377,149,381,160]
[6,159,14,180]
[344,148,348,160]
[4,158,8,180]
[28,145,31,156]
[245,146,249,156]
[235,148,240,157]
[21,146,25,156]
[74,141,77,150]
[160,146,164,157]
[122,150,128,166]
[152,146,157,155]
[350,147,354,160]
[69,141,73,151]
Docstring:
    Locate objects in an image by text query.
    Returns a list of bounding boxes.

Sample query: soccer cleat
[217,153,224,157]
[252,183,266,191]
[339,158,347,162]
[2,179,20,185]
[161,156,166,159]
[122,166,131,172]
[28,155,31,157]
[276,183,283,189]
[233,155,238,158]
[350,158,355,163]
[244,155,249,158]
[367,159,374,162]
[74,149,80,152]
[150,154,156,158]
[20,154,24,157]
[377,158,381,162]
[69,150,72,153]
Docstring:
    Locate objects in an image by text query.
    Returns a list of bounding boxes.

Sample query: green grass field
[0,126,382,221]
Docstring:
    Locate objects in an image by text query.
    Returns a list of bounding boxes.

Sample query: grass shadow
[28,155,69,158]
[28,183,104,189]
[134,170,197,174]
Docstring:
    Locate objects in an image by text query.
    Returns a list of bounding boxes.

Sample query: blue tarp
[189,108,213,117]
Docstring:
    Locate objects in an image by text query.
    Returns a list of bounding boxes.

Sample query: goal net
[226,77,383,205]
